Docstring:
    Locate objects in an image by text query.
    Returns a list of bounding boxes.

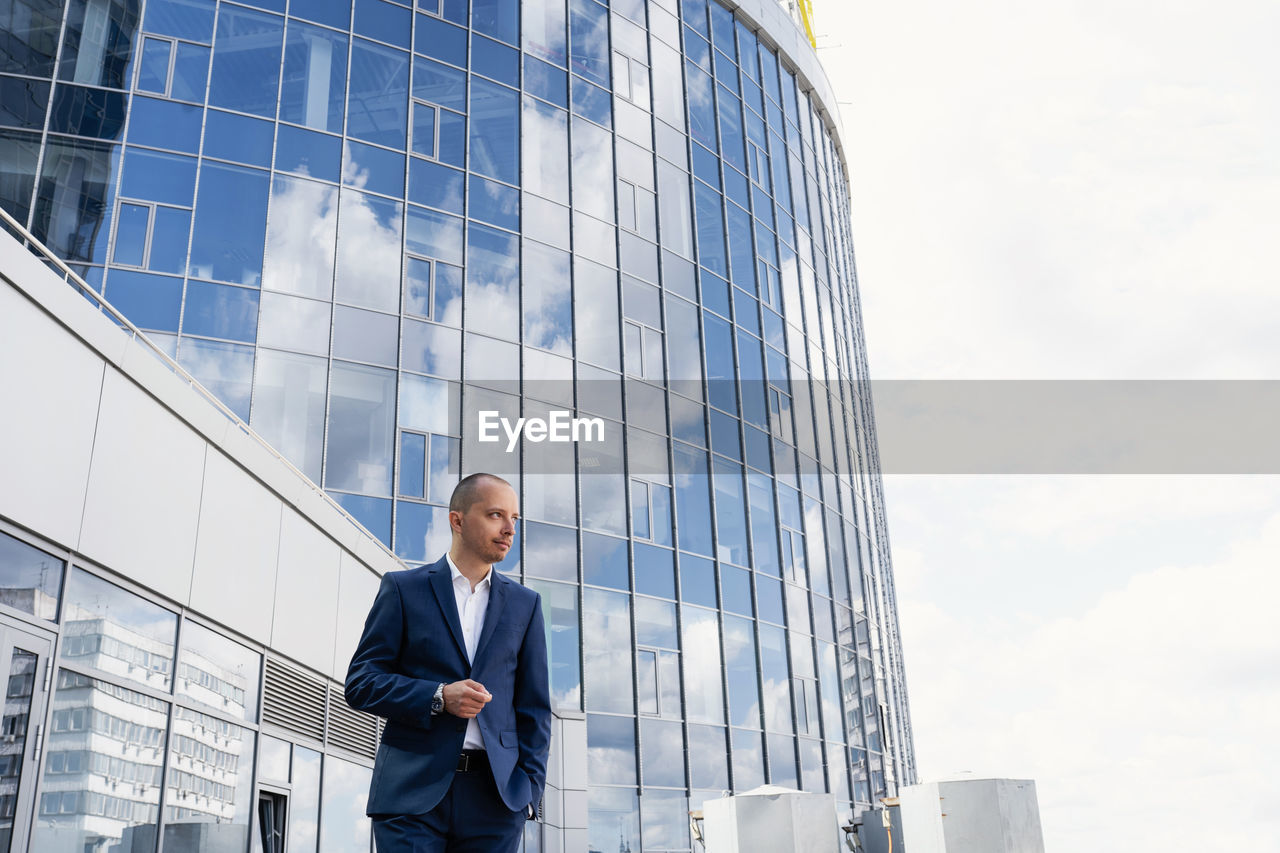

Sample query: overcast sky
[808,0,1280,849]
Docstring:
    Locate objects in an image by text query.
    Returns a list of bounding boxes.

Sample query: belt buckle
[457,752,471,772]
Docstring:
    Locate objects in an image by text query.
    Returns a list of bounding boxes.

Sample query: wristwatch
[431,682,445,715]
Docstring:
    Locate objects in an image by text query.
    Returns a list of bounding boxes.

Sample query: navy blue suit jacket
[344,557,552,816]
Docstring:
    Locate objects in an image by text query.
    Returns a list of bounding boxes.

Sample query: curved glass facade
[1,0,915,849]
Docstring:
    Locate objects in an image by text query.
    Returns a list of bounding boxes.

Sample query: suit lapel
[472,570,508,666]
[427,560,468,664]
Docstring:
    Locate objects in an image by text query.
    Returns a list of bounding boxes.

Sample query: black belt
[456,750,488,772]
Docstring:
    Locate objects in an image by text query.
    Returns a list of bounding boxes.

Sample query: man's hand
[442,679,492,718]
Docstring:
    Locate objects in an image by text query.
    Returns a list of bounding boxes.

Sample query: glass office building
[0,0,916,850]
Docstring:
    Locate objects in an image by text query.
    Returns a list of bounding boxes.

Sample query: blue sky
[811,0,1280,848]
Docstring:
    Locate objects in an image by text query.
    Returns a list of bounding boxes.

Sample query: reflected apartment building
[0,0,915,851]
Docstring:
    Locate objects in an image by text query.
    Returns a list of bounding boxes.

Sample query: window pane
[394,501,450,563]
[568,0,609,87]
[415,13,467,68]
[318,755,372,852]
[32,137,120,264]
[399,372,455,435]
[523,239,572,354]
[633,596,676,648]
[103,270,182,333]
[257,292,331,356]
[32,671,165,852]
[208,5,284,117]
[581,532,627,591]
[325,361,396,495]
[334,189,403,311]
[636,649,658,714]
[695,182,727,277]
[640,717,683,786]
[182,281,259,343]
[177,620,262,722]
[464,223,519,339]
[58,0,141,88]
[723,614,761,728]
[633,542,674,600]
[630,480,649,539]
[523,0,566,65]
[402,317,462,378]
[258,734,290,782]
[0,529,63,620]
[642,789,691,850]
[332,305,398,366]
[122,148,196,207]
[179,338,255,421]
[731,727,765,791]
[165,709,255,850]
[522,96,569,203]
[713,457,748,566]
[650,484,672,546]
[348,37,409,147]
[112,202,149,266]
[573,258,619,370]
[530,579,581,710]
[583,588,632,713]
[355,0,411,47]
[681,605,723,723]
[586,714,635,785]
[275,124,342,182]
[280,20,347,132]
[721,564,752,617]
[678,553,714,608]
[1,0,61,76]
[427,434,460,504]
[688,723,728,789]
[768,733,797,788]
[149,205,191,274]
[249,348,326,476]
[399,432,426,498]
[411,102,437,158]
[62,568,177,690]
[189,162,269,285]
[136,37,171,93]
[406,204,464,265]
[171,41,209,101]
[673,443,713,556]
[469,77,519,183]
[468,173,519,229]
[570,116,613,220]
[342,139,405,197]
[413,56,466,109]
[759,623,791,733]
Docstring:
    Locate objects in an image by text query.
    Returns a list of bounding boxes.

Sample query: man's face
[451,479,519,565]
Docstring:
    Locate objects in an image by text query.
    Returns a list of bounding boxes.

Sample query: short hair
[449,472,512,514]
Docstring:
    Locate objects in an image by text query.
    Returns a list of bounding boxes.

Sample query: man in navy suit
[345,473,551,852]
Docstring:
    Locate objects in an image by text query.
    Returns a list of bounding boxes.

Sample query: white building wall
[0,231,403,683]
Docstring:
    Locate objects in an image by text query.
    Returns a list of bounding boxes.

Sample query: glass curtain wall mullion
[18,0,69,234]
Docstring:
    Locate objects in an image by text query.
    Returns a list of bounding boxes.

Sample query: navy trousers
[371,761,526,853]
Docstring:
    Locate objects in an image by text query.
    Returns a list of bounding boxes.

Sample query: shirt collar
[445,553,491,592]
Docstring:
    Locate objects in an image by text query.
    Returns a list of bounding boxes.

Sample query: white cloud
[806,0,1280,849]
[818,0,1280,380]
[898,500,1280,850]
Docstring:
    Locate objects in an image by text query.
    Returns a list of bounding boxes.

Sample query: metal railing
[0,205,406,569]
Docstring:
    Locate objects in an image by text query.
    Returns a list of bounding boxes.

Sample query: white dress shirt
[446,554,490,750]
